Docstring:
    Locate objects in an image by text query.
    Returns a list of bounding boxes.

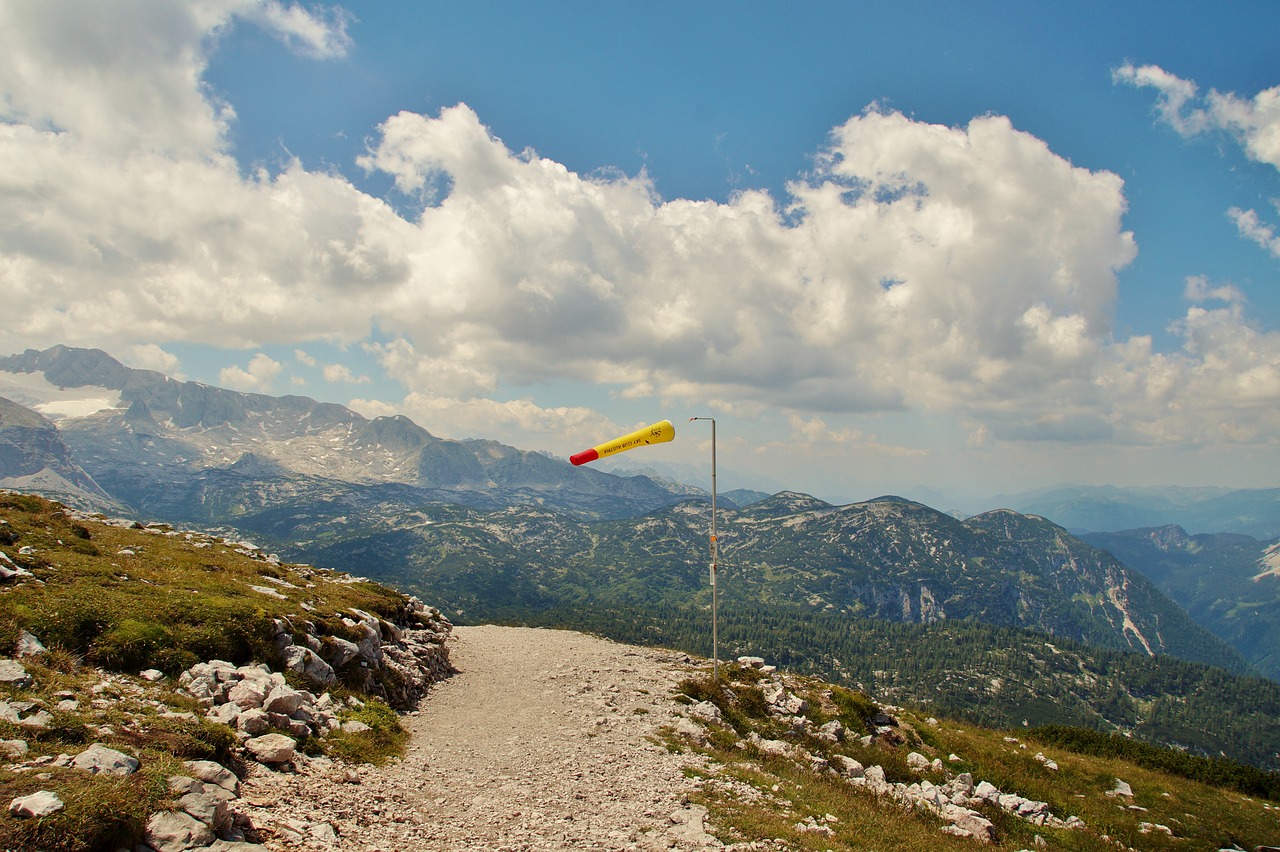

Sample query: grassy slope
[3,491,1278,850]
[671,662,1280,851]
[0,493,413,851]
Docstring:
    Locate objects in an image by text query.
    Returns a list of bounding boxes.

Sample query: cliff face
[0,395,115,509]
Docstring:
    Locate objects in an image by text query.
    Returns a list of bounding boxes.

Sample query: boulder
[184,759,239,793]
[263,684,305,715]
[1107,778,1134,798]
[227,680,266,710]
[0,659,31,687]
[14,631,46,658]
[282,647,336,685]
[16,710,52,729]
[0,739,28,758]
[145,810,215,852]
[675,717,708,744]
[863,765,887,788]
[973,780,1001,802]
[817,720,844,742]
[832,755,864,778]
[180,790,231,833]
[9,790,64,818]
[237,708,270,735]
[208,702,241,726]
[688,700,720,723]
[245,733,296,764]
[71,743,139,775]
[755,738,790,758]
[941,804,996,843]
[323,636,360,668]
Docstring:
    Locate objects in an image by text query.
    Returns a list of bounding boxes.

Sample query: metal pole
[689,416,718,681]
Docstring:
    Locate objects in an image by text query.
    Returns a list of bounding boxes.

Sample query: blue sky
[1,1,1278,504]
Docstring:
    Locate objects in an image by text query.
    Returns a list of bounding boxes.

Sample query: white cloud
[1184,274,1244,305]
[352,390,621,452]
[0,8,1276,463]
[1228,206,1280,258]
[346,397,400,420]
[243,1,353,59]
[294,349,317,366]
[783,415,928,458]
[0,0,404,354]
[1112,63,1209,136]
[1114,62,1280,171]
[219,352,282,391]
[1209,84,1280,171]
[124,343,184,378]
[1116,62,1280,277]
[322,362,369,384]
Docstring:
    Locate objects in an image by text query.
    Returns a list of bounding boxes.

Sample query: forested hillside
[508,601,1280,771]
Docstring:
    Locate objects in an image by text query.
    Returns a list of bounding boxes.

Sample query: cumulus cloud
[1114,62,1280,169]
[0,0,403,352]
[0,6,1277,462]
[351,390,620,452]
[1184,274,1244,305]
[124,343,184,378]
[219,353,283,391]
[349,104,1139,427]
[1113,63,1210,137]
[1117,63,1280,261]
[243,1,353,59]
[1229,206,1280,258]
[783,415,928,458]
[322,362,369,384]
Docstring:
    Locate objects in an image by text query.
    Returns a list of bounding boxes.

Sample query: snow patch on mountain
[1254,542,1280,581]
[0,370,122,420]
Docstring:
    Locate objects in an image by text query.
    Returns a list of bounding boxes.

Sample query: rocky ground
[238,625,727,851]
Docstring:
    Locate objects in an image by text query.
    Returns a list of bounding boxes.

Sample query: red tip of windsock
[570,448,599,466]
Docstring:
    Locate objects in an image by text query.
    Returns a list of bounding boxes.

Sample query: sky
[1,1,1278,505]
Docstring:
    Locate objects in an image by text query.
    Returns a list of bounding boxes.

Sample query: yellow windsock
[570,420,675,466]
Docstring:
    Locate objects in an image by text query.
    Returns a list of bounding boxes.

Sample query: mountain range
[1082,525,1280,680]
[4,343,1280,766]
[290,490,1248,673]
[0,345,692,521]
[993,483,1280,539]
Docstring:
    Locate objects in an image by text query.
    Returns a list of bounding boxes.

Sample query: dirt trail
[239,625,723,851]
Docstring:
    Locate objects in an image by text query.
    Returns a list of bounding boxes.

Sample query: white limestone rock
[245,733,296,765]
[145,810,215,852]
[71,743,139,775]
[9,790,63,818]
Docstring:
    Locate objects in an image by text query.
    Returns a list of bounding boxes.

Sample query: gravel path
[239,625,723,851]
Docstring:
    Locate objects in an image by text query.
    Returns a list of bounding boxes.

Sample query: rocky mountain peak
[353,415,436,452]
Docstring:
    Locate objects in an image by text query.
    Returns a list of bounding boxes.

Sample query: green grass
[0,494,426,849]
[321,697,411,765]
[0,766,168,852]
[0,494,412,676]
[670,662,1280,851]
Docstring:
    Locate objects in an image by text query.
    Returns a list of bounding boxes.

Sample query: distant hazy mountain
[0,395,121,511]
[1083,526,1280,679]
[0,345,1254,681]
[0,345,689,521]
[295,491,1247,675]
[991,484,1280,538]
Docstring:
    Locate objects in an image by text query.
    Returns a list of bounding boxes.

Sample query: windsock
[570,420,675,466]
